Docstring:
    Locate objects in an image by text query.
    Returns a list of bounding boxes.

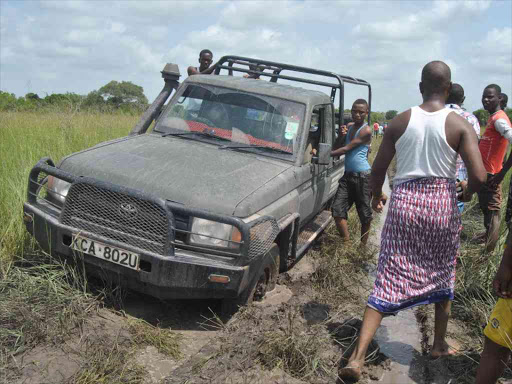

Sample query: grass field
[0,111,137,271]
[0,113,510,382]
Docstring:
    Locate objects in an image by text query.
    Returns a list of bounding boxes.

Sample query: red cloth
[185,120,293,153]
[479,110,512,174]
[373,122,379,131]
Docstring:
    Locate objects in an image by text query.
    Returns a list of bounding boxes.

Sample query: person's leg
[475,336,511,384]
[334,217,350,242]
[339,307,385,380]
[331,176,351,242]
[485,182,503,253]
[431,300,456,357]
[361,220,372,245]
[355,173,373,246]
[485,210,501,253]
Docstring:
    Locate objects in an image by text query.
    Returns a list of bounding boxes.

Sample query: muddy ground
[4,175,510,384]
[6,228,492,384]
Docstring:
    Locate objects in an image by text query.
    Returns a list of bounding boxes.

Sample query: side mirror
[312,143,331,165]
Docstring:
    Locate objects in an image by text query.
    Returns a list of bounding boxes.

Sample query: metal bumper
[23,202,253,300]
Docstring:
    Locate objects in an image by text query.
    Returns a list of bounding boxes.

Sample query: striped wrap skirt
[368,177,461,314]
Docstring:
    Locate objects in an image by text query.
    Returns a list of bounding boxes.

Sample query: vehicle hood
[59,134,291,216]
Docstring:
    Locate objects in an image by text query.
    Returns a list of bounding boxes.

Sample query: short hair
[421,61,451,94]
[199,49,213,58]
[500,93,508,108]
[352,99,368,108]
[485,84,501,94]
[446,83,464,104]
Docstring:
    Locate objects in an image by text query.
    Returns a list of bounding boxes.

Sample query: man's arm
[330,125,372,157]
[187,63,217,76]
[454,114,487,197]
[332,124,349,151]
[489,117,512,187]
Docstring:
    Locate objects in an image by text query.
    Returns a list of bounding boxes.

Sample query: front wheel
[221,244,279,316]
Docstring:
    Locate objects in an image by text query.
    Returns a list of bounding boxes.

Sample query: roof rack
[213,55,372,127]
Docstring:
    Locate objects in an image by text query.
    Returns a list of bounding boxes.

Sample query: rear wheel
[221,244,279,316]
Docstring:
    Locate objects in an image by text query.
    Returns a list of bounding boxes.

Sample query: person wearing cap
[330,99,373,245]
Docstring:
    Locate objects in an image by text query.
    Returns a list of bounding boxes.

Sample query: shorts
[332,171,372,224]
[478,174,502,212]
[484,298,512,349]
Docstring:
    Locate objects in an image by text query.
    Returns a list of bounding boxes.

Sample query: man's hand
[372,192,388,213]
[493,256,512,298]
[340,125,348,136]
[457,180,474,202]
[488,171,505,189]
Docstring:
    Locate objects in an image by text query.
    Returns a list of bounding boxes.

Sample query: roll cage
[213,55,372,128]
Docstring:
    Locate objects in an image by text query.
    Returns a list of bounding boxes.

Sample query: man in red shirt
[478,84,512,252]
[373,122,379,138]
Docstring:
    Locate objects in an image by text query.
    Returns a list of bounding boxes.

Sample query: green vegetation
[0,111,137,268]
[1,109,511,383]
[0,80,149,114]
[385,110,398,120]
[473,108,512,127]
[0,111,187,383]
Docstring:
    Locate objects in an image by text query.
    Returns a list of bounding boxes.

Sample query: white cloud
[110,22,126,34]
[470,27,512,75]
[0,0,509,114]
[41,0,92,12]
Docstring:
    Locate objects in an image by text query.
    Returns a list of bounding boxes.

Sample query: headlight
[189,218,241,250]
[47,176,71,206]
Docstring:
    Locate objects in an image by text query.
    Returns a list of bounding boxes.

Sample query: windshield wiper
[162,131,230,142]
[219,144,292,155]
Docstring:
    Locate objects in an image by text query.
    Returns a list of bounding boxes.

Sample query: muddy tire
[221,244,279,316]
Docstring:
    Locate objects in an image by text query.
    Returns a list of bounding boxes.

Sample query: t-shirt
[373,123,379,131]
[479,110,512,174]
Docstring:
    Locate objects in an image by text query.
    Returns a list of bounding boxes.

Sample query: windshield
[155,83,305,159]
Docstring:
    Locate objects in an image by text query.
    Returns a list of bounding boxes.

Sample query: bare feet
[430,341,458,359]
[339,360,363,381]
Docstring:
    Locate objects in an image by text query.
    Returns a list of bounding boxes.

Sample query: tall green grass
[0,111,137,272]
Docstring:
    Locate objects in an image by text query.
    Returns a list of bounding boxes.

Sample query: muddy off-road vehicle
[23,56,371,312]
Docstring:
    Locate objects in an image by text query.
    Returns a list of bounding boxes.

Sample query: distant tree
[98,81,148,108]
[473,109,490,126]
[0,91,17,110]
[385,110,398,120]
[369,111,385,125]
[505,108,512,123]
[25,92,40,101]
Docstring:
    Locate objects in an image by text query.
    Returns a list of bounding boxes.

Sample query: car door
[298,105,331,225]
[325,104,345,203]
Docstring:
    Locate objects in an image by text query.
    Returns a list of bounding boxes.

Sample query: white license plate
[71,234,139,271]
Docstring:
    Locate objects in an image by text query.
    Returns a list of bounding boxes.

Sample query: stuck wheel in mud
[221,244,279,316]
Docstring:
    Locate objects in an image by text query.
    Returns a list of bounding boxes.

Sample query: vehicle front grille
[61,182,171,255]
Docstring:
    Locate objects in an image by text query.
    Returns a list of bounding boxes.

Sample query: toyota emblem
[119,202,138,219]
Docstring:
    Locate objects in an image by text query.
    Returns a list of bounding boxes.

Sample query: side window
[304,106,324,164]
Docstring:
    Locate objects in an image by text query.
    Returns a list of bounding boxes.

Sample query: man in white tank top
[339,61,486,381]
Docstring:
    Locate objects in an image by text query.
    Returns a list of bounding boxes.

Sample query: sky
[0,0,511,113]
